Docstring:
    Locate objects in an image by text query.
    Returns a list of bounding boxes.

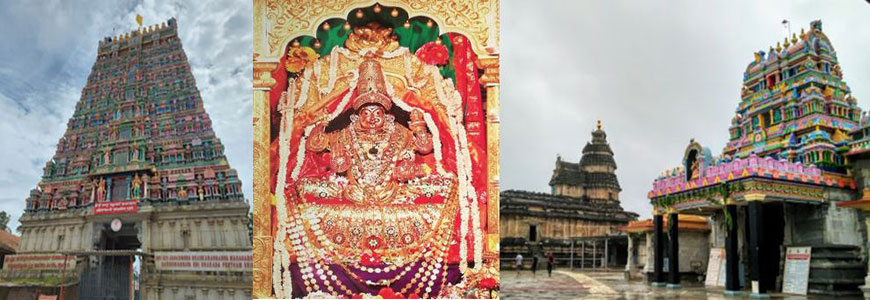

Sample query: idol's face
[358,104,386,131]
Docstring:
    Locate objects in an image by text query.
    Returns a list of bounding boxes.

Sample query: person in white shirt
[515,253,524,277]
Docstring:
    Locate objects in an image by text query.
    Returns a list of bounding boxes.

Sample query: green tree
[0,211,9,232]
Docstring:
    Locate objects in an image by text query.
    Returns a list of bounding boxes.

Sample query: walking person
[531,254,539,277]
[547,251,555,277]
[515,253,523,277]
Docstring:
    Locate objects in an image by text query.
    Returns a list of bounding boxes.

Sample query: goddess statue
[281,58,464,298]
[274,22,491,299]
[295,59,445,205]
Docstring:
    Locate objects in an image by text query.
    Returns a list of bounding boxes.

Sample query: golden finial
[783,37,790,48]
[776,42,782,52]
[373,4,381,13]
[791,33,797,44]
[597,119,602,130]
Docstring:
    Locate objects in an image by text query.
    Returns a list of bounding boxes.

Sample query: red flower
[359,251,383,266]
[364,235,384,250]
[478,277,498,290]
[415,42,449,66]
[378,287,404,299]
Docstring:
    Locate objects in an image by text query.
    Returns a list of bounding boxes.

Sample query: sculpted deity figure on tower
[96,177,106,202]
[132,174,142,199]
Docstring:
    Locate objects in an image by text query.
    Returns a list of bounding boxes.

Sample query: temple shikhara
[252,1,500,299]
[646,20,870,297]
[0,18,252,299]
[500,121,638,270]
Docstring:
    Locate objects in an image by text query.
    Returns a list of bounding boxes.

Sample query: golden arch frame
[252,0,500,298]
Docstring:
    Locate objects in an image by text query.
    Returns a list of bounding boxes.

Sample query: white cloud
[501,0,870,220]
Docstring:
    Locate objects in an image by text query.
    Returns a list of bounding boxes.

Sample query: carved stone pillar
[652,212,665,286]
[479,56,500,255]
[252,58,277,298]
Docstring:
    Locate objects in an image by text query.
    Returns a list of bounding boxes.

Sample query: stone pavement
[499,269,864,300]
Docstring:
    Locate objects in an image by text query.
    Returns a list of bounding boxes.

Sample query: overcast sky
[500,0,870,220]
[0,0,252,231]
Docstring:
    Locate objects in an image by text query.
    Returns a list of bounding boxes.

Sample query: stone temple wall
[642,230,709,274]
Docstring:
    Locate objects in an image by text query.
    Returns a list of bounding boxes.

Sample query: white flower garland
[273,79,296,298]
[296,68,312,109]
[427,65,474,273]
[313,47,341,95]
[403,54,427,89]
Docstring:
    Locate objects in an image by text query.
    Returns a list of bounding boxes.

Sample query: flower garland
[312,48,340,96]
[403,54,428,89]
[427,64,482,274]
[274,77,301,298]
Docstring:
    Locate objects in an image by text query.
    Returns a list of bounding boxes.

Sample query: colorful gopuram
[501,121,638,270]
[648,20,865,297]
[1,19,252,300]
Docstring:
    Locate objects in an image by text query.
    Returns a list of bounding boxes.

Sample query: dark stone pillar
[667,212,680,288]
[653,213,665,286]
[725,204,741,294]
[747,200,767,297]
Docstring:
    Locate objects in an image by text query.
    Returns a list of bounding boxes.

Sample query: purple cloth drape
[288,262,462,298]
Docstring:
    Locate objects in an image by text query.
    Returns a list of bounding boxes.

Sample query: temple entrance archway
[79,221,141,300]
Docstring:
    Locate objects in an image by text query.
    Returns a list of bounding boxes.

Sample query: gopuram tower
[0,18,252,300]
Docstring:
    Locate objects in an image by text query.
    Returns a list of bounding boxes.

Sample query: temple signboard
[783,247,812,295]
[3,254,76,271]
[704,248,725,287]
[154,251,252,272]
[94,200,138,215]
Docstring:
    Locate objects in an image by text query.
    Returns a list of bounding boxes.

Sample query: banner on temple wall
[94,200,138,215]
[783,246,812,295]
[3,254,76,270]
[154,251,252,272]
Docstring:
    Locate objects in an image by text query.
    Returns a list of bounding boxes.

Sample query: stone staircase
[808,245,865,296]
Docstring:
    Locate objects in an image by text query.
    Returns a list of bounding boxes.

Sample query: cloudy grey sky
[0,0,252,231]
[501,1,870,220]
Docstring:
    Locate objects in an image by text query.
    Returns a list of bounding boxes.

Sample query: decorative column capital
[253,59,279,90]
[477,56,500,86]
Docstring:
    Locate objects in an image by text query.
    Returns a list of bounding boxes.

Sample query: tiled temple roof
[580,153,617,169]
[500,190,638,222]
[0,230,20,253]
[582,143,613,155]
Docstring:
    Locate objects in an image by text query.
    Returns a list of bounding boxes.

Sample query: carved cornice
[258,0,499,58]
